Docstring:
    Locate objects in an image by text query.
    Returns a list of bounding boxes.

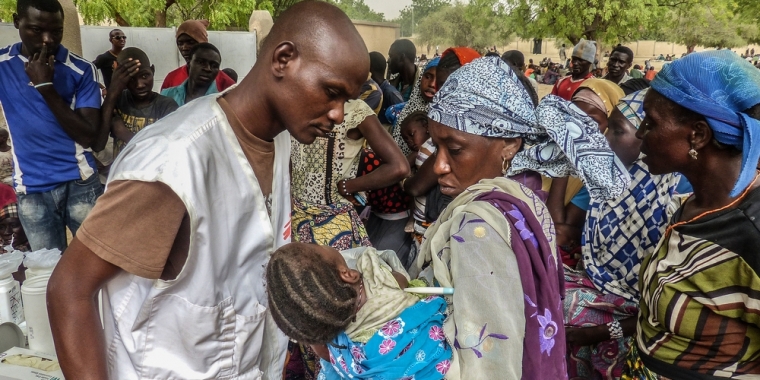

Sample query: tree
[664,2,754,52]
[416,1,512,53]
[70,0,292,29]
[393,0,449,37]
[505,0,667,45]
[330,0,384,22]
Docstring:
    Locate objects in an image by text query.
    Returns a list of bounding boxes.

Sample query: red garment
[550,73,594,100]
[160,65,236,91]
[0,184,16,209]
[441,47,481,66]
[644,70,657,81]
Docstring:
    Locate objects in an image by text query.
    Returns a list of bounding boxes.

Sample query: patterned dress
[564,159,680,380]
[631,188,760,379]
[290,99,375,250]
[287,100,375,380]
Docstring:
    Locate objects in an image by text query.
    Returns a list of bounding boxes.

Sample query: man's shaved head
[261,1,367,64]
[226,0,370,145]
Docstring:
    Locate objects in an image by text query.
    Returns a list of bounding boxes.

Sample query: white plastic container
[20,275,55,355]
[0,274,24,325]
[23,267,54,281]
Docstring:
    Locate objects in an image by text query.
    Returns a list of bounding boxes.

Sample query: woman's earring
[688,148,698,160]
[502,157,510,175]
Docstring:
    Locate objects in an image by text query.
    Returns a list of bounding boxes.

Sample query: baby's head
[266,242,361,345]
[400,111,429,152]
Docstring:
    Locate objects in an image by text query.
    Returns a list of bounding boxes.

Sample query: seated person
[161,43,221,106]
[267,242,452,379]
[97,47,179,157]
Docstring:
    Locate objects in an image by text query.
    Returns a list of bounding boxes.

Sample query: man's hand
[108,59,141,95]
[25,44,55,86]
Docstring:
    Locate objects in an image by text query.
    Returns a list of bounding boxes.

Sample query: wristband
[33,82,53,89]
[607,320,624,339]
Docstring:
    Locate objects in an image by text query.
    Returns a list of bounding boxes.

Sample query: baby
[267,242,451,379]
[400,113,439,253]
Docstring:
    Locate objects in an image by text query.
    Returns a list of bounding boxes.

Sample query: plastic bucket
[21,275,55,355]
[25,267,55,281]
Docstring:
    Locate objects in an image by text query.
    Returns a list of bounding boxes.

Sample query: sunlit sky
[364,0,412,20]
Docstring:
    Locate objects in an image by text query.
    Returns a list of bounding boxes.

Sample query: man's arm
[344,115,410,194]
[26,45,101,148]
[48,237,122,380]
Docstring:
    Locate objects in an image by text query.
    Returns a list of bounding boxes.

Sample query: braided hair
[266,243,358,345]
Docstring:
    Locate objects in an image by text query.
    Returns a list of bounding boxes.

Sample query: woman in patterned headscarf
[415,57,629,380]
[624,50,760,380]
[562,89,681,380]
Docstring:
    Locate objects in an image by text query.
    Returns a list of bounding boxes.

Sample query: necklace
[666,172,760,235]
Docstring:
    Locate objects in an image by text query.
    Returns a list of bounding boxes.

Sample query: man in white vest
[46,2,370,379]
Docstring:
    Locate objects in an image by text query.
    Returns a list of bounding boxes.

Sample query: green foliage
[68,0,293,28]
[664,1,754,50]
[416,1,512,52]
[0,0,15,22]
[393,0,449,37]
[505,0,666,45]
[329,0,384,22]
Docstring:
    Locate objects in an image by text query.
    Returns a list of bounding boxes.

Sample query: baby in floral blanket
[267,243,452,379]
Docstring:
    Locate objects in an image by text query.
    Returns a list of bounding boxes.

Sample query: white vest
[102,95,291,379]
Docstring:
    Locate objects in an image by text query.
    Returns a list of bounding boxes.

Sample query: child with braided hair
[267,243,452,379]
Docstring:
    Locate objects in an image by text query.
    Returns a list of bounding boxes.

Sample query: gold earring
[689,148,698,160]
[502,156,510,175]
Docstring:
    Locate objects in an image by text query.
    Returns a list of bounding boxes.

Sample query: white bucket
[24,267,55,281]
[0,275,24,325]
[21,275,55,355]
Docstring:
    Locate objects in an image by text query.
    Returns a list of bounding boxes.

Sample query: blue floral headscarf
[651,50,760,196]
[428,56,630,201]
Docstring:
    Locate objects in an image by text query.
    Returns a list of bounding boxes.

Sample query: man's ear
[13,13,20,29]
[271,41,297,79]
[150,65,155,74]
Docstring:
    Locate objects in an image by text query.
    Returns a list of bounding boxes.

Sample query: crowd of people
[0,0,759,379]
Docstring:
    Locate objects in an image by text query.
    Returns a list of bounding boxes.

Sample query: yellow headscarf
[572,78,625,117]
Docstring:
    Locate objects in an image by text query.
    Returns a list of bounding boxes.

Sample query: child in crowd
[0,129,13,186]
[99,47,179,157]
[267,242,452,379]
[399,112,438,249]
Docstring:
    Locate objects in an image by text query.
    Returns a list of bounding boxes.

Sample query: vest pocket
[140,295,236,379]
[232,303,267,376]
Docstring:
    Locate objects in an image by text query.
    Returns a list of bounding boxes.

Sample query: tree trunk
[687,45,695,53]
[155,0,176,27]
[114,12,130,26]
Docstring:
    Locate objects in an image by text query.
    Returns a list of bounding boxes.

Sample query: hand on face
[110,59,141,93]
[25,44,55,85]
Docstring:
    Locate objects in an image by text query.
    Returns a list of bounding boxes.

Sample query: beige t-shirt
[78,97,275,280]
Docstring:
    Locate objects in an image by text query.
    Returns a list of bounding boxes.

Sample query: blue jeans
[17,174,103,251]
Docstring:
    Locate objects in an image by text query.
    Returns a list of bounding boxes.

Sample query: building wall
[353,20,400,56]
[410,36,760,61]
